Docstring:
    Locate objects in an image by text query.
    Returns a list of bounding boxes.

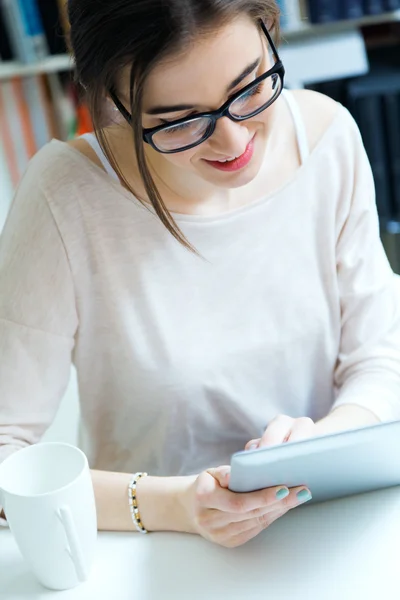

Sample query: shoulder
[67,137,105,172]
[22,139,103,199]
[290,89,348,152]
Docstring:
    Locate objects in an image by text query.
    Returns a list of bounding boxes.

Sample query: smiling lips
[204,136,256,172]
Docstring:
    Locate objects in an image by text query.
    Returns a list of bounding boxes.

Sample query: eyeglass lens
[152,72,282,152]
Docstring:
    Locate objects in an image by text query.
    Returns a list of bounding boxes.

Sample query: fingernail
[221,468,230,478]
[276,487,289,500]
[297,489,312,503]
[248,443,259,451]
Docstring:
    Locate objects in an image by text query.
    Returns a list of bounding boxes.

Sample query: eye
[160,112,197,126]
[240,82,264,101]
[163,122,194,134]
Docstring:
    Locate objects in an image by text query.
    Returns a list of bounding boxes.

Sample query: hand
[180,466,312,548]
[245,414,318,451]
[245,407,381,451]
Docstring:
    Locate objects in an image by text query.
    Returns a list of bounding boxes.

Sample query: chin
[203,154,263,189]
[198,131,266,189]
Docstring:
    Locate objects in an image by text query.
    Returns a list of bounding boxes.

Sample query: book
[0,6,13,59]
[352,93,392,222]
[0,137,13,233]
[383,93,400,221]
[36,0,67,55]
[57,0,70,49]
[1,0,35,63]
[283,0,305,31]
[340,0,365,19]
[1,0,48,63]
[276,0,287,29]
[0,79,30,178]
[0,82,19,189]
[17,0,48,60]
[363,0,385,14]
[23,75,52,150]
[12,76,37,159]
[383,0,400,10]
[308,0,341,23]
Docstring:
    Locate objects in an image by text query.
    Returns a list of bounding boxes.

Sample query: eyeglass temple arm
[259,18,281,64]
[109,88,132,124]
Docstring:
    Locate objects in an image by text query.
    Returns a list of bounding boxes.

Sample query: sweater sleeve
[331,111,400,422]
[0,162,78,526]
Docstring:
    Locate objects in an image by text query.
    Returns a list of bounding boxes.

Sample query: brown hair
[68,0,281,250]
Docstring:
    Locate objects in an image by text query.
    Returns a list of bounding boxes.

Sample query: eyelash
[158,78,260,126]
[160,112,197,126]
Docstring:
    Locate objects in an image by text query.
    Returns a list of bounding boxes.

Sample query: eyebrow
[145,57,262,116]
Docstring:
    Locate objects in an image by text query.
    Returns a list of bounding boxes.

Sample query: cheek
[255,102,279,136]
[164,148,201,170]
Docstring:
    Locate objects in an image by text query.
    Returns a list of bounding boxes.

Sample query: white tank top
[80,89,310,181]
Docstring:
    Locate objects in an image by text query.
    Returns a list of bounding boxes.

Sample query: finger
[287,417,315,442]
[203,483,291,514]
[206,466,231,489]
[215,506,291,547]
[211,483,312,527]
[218,525,264,548]
[258,414,295,448]
[216,510,282,538]
[245,438,261,451]
[205,488,291,527]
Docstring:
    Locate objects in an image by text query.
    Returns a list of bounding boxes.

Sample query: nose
[209,116,250,157]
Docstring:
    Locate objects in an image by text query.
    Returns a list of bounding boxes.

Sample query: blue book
[340,0,365,19]
[276,0,289,30]
[347,76,394,223]
[363,0,385,14]
[0,5,13,59]
[383,0,400,9]
[17,0,48,60]
[308,0,341,23]
[384,93,400,221]
[1,0,35,63]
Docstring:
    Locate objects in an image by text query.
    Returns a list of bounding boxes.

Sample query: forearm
[91,469,197,533]
[314,404,380,436]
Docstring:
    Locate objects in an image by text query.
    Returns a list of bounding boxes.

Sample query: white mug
[0,442,97,591]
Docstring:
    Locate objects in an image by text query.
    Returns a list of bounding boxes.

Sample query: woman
[0,0,399,548]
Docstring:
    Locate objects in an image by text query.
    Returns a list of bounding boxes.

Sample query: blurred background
[0,0,400,443]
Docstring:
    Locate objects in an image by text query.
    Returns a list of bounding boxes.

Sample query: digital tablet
[229,420,400,503]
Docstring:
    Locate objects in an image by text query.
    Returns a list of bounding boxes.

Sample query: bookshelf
[0,54,73,81]
[283,9,400,37]
[0,9,399,81]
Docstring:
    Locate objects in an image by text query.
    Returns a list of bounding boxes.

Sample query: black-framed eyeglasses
[109,20,285,154]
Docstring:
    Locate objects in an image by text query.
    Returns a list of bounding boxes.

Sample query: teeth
[217,156,239,163]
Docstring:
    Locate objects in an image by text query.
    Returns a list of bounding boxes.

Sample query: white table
[1,487,400,600]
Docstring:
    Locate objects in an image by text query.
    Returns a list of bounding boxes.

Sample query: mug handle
[57,505,88,582]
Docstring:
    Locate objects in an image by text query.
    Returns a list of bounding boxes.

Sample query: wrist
[136,474,198,534]
[316,404,380,435]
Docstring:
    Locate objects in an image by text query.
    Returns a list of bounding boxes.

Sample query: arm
[314,404,380,437]
[249,112,400,451]
[0,163,78,525]
[328,111,400,424]
[91,470,196,532]
[90,467,310,546]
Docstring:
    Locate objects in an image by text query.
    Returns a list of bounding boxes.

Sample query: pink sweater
[1,105,400,528]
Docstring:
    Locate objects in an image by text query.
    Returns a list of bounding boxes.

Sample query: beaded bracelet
[128,472,148,534]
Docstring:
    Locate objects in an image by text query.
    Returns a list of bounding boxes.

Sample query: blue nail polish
[276,487,289,500]
[297,489,312,503]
